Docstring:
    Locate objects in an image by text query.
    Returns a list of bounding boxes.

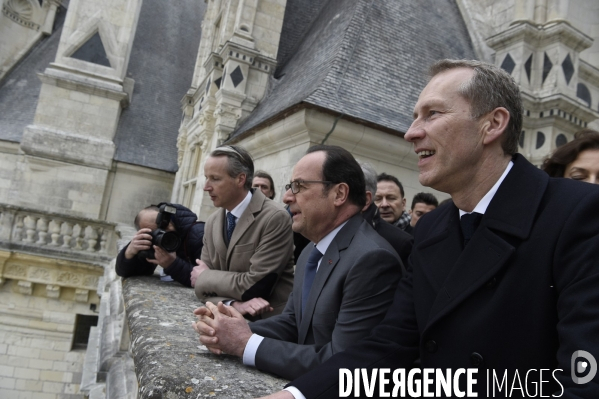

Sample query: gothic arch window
[576,83,591,108]
[519,131,525,149]
[536,132,545,149]
[555,134,568,148]
[179,144,203,208]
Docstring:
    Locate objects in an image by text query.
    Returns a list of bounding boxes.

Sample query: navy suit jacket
[292,154,599,398]
[249,213,402,380]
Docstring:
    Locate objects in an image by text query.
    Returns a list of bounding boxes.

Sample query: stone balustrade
[0,203,117,262]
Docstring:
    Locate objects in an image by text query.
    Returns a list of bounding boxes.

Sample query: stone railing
[122,276,288,398]
[0,203,117,262]
[81,225,288,398]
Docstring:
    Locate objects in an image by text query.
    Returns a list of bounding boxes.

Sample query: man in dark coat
[259,60,599,398]
[115,203,204,287]
[360,161,412,267]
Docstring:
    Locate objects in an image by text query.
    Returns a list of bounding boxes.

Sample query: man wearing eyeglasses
[190,145,294,319]
[192,145,402,380]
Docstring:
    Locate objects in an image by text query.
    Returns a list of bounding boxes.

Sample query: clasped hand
[192,302,252,358]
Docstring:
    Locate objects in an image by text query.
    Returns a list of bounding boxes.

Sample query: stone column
[12,0,142,219]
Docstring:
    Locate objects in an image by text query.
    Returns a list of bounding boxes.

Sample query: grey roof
[230,0,476,140]
[274,0,331,73]
[0,6,66,143]
[113,0,206,172]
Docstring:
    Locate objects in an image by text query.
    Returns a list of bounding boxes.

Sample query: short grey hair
[359,161,378,195]
[209,145,254,191]
[429,59,523,156]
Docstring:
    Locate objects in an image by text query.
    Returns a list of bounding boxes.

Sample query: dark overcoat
[293,154,599,398]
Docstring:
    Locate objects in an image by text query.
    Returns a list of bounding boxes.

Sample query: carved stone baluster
[48,220,61,246]
[12,215,24,242]
[61,221,73,249]
[99,228,108,253]
[73,224,84,250]
[23,216,38,243]
[85,226,98,252]
[36,217,49,245]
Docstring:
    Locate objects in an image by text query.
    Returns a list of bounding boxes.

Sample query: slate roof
[113,0,206,172]
[230,0,476,141]
[0,5,66,143]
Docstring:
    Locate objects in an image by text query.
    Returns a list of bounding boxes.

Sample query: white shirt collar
[314,220,349,259]
[459,161,513,218]
[228,191,252,220]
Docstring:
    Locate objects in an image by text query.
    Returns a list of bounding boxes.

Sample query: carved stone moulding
[1,252,103,300]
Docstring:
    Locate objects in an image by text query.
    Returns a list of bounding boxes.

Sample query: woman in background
[542,129,599,184]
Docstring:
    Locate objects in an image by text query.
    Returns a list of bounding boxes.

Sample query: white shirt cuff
[223,300,234,306]
[284,386,307,399]
[242,333,264,366]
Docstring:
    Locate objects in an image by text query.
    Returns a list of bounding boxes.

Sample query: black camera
[138,204,181,259]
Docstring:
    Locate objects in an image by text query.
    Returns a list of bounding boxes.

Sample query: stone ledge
[123,276,288,399]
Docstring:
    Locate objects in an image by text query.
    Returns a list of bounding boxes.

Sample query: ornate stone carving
[2,0,40,31]
[177,133,186,167]
[213,103,241,119]
[57,272,82,286]
[83,275,99,289]
[5,264,27,277]
[29,267,52,282]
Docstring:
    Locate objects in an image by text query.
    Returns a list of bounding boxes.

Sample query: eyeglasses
[285,180,332,194]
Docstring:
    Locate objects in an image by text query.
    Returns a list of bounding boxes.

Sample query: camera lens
[159,231,181,252]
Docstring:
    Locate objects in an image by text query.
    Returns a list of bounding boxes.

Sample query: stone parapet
[80,224,136,399]
[123,275,288,398]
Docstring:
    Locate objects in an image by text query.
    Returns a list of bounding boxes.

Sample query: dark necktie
[301,246,323,314]
[226,212,236,243]
[460,212,483,246]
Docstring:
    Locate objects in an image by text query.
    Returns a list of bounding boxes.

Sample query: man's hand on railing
[231,297,273,316]
[191,302,252,358]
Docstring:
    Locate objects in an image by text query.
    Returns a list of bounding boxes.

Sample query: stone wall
[0,141,19,205]
[0,150,176,226]
[103,162,175,226]
[0,277,93,399]
[235,108,450,207]
[0,203,118,398]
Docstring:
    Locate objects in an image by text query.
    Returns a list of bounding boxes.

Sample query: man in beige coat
[190,145,294,319]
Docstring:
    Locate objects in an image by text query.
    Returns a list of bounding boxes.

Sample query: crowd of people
[116,59,599,398]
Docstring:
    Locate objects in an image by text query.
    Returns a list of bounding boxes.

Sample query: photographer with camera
[116,203,205,287]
